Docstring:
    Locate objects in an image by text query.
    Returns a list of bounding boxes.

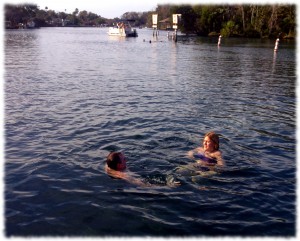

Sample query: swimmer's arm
[106,166,152,187]
[216,160,224,167]
[187,150,194,158]
[214,151,225,166]
[196,159,216,166]
[127,176,151,187]
[187,147,202,159]
[105,166,128,179]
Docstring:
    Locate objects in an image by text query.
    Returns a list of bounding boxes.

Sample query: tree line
[4,4,148,28]
[5,4,107,28]
[154,4,295,38]
[5,3,295,39]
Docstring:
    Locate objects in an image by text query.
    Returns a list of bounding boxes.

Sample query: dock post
[152,14,158,38]
[274,38,279,52]
[172,14,181,43]
[218,35,222,46]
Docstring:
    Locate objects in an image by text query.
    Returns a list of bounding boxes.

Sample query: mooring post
[274,38,279,52]
[174,29,177,42]
[218,35,222,46]
[152,14,158,38]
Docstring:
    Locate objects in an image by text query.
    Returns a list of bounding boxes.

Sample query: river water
[5,27,296,236]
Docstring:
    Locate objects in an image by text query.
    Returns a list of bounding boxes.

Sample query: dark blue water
[5,27,296,236]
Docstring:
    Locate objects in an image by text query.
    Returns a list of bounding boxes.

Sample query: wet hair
[106,152,126,170]
[204,131,220,150]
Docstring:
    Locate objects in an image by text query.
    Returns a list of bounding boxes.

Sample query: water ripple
[5,28,296,236]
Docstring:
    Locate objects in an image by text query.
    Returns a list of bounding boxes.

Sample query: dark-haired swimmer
[106,152,127,171]
[105,152,147,186]
[105,152,180,187]
[188,131,224,167]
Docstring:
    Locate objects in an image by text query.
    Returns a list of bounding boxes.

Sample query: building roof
[159,18,170,23]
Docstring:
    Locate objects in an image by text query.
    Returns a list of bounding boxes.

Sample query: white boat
[108,21,138,37]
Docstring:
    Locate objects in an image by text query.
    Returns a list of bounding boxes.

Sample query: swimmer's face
[203,136,215,152]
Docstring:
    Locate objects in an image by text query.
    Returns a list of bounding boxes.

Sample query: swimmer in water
[106,152,127,171]
[187,131,224,167]
[105,152,147,186]
[105,152,180,187]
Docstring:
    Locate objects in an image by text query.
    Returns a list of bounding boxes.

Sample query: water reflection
[272,51,277,74]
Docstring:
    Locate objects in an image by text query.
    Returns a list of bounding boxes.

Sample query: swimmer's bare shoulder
[105,165,128,179]
[210,150,224,166]
[187,147,203,158]
[105,164,152,187]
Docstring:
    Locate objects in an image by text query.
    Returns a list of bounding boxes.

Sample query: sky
[3,0,198,18]
[3,0,293,19]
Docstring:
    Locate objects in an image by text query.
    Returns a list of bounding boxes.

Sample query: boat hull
[108,27,138,37]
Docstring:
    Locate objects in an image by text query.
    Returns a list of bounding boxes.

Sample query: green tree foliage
[121,12,148,27]
[220,20,238,37]
[156,4,172,22]
[172,5,197,33]
[5,4,106,27]
[5,4,38,26]
[151,3,295,38]
[5,3,295,39]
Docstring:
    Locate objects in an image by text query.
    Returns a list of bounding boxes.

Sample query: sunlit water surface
[5,28,296,236]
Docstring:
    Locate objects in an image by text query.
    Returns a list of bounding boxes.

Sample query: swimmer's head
[203,131,219,152]
[106,152,127,171]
